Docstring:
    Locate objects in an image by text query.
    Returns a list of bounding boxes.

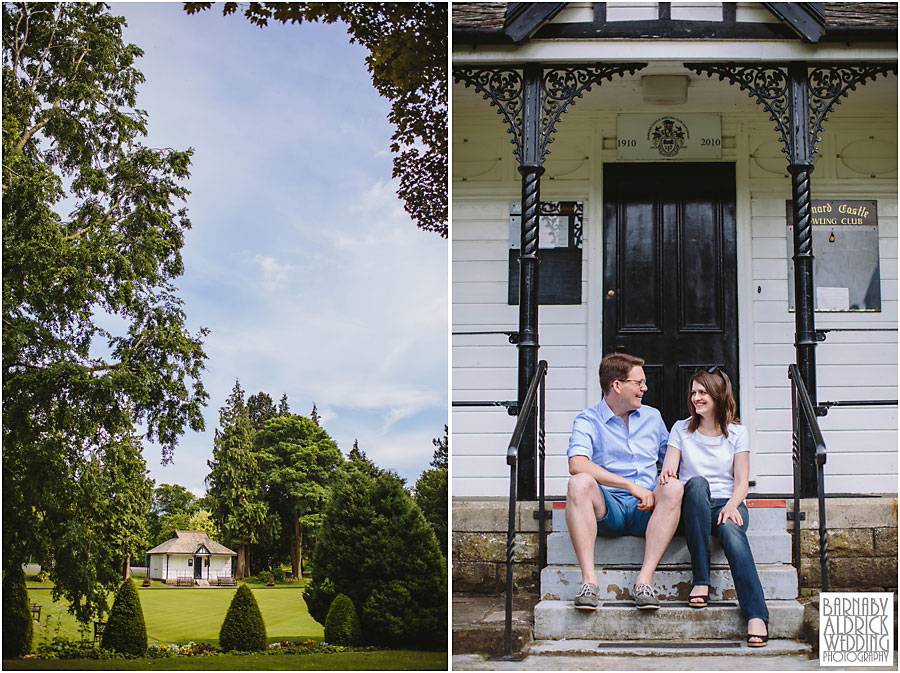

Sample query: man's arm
[569,455,655,511]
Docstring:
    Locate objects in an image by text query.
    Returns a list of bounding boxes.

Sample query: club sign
[616,113,722,160]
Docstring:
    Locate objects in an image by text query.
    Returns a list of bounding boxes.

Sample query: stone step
[527,638,812,657]
[541,564,798,601]
[533,599,805,640]
[551,499,789,533]
[547,530,792,566]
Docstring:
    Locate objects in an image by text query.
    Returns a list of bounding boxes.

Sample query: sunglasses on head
[705,366,724,376]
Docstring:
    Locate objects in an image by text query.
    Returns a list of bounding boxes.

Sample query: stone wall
[452,498,549,595]
[792,496,898,596]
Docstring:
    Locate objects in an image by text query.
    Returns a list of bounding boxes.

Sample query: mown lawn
[3,650,447,670]
[28,582,322,646]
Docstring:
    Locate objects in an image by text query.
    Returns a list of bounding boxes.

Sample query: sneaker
[573,582,599,610]
[633,582,660,610]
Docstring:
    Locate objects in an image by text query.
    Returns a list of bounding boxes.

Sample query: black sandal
[688,586,708,608]
[746,633,769,647]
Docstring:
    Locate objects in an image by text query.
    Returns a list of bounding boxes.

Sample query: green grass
[3,650,447,670]
[28,582,322,647]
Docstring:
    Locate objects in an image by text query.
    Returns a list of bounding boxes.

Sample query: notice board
[509,201,583,305]
[786,200,881,312]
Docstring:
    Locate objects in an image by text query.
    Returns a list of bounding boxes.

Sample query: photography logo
[820,592,894,666]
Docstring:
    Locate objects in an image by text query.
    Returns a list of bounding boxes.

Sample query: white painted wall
[452,104,898,498]
[148,554,233,582]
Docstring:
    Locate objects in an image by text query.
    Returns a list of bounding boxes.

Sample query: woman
[659,367,769,647]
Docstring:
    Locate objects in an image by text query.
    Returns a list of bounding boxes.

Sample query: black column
[786,61,818,496]
[516,63,544,501]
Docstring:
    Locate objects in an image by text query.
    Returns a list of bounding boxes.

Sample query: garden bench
[30,603,41,622]
[175,575,194,587]
[217,576,236,587]
[93,621,106,645]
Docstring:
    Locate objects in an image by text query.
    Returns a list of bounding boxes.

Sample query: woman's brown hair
[687,367,740,438]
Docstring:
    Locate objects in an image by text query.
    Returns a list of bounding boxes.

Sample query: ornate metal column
[685,61,896,496]
[455,62,645,499]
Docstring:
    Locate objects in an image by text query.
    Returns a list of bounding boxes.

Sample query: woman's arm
[658,446,681,485]
[718,451,750,526]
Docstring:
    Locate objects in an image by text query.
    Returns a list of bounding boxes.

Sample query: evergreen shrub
[257,570,273,584]
[219,584,267,652]
[2,566,33,658]
[323,593,361,645]
[304,464,446,649]
[272,567,285,583]
[100,579,147,656]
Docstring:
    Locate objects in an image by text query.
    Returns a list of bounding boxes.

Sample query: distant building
[146,530,236,585]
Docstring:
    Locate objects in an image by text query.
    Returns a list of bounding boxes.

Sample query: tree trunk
[235,543,247,579]
[122,555,130,580]
[288,516,300,580]
[298,527,304,580]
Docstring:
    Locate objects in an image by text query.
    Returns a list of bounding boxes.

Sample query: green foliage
[205,381,274,578]
[219,584,267,652]
[256,415,342,580]
[184,2,447,237]
[430,426,448,469]
[247,392,278,432]
[304,464,446,649]
[3,1,206,623]
[147,484,200,544]
[3,566,33,657]
[256,570,273,584]
[324,594,361,646]
[101,579,147,656]
[414,467,448,556]
[272,567,285,583]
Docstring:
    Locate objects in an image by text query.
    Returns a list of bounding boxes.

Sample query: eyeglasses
[706,366,724,376]
[619,378,647,387]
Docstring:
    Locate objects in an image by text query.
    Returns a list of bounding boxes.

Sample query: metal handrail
[788,364,829,593]
[499,359,547,660]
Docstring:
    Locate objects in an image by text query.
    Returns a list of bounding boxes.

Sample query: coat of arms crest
[649,117,688,157]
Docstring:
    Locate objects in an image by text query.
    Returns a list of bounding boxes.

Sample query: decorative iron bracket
[684,62,897,165]
[453,63,647,165]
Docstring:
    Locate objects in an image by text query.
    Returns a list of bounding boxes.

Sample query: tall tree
[205,381,271,579]
[3,2,207,621]
[415,466,447,556]
[431,425,448,469]
[247,391,277,432]
[184,2,448,237]
[309,402,320,426]
[277,394,290,417]
[256,415,342,579]
[146,483,198,544]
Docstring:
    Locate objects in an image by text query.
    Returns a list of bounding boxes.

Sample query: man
[566,352,683,610]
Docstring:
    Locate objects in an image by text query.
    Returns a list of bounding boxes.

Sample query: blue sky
[112,3,447,495]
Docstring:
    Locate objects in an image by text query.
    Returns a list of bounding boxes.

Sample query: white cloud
[253,254,296,291]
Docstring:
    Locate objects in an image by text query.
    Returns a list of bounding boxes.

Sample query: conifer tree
[219,584,267,652]
[100,579,147,656]
[277,394,290,416]
[206,381,271,578]
[310,402,320,426]
[304,462,446,648]
[2,566,32,658]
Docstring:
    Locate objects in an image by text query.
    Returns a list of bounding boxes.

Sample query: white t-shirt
[667,419,749,499]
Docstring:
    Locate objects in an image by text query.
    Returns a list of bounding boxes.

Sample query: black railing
[789,364,829,593]
[498,359,547,660]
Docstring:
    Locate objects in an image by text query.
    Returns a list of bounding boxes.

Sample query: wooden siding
[453,109,897,498]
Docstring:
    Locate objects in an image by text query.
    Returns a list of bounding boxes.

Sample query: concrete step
[533,599,805,640]
[541,564,798,601]
[547,530,792,566]
[527,638,812,657]
[551,499,789,533]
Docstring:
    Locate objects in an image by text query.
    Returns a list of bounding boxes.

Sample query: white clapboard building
[452,2,897,501]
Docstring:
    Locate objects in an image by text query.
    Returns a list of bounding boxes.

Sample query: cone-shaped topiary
[219,584,267,652]
[100,578,147,655]
[2,566,33,658]
[324,593,361,645]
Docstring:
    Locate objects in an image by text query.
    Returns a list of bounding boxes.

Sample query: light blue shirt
[567,398,670,492]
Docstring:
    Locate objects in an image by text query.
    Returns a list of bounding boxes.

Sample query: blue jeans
[682,476,769,624]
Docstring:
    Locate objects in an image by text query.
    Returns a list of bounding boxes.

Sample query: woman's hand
[717,505,744,527]
[628,483,655,511]
[658,467,677,485]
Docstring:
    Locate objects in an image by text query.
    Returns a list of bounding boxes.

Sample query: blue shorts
[596,485,652,537]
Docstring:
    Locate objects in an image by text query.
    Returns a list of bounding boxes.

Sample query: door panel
[603,163,739,431]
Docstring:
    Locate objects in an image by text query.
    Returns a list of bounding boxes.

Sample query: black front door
[603,162,739,431]
[194,557,202,579]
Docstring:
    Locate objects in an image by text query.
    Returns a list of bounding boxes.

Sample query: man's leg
[634,478,683,586]
[565,472,607,585]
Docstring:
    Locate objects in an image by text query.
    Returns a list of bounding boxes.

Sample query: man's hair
[599,352,645,395]
[686,368,740,437]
